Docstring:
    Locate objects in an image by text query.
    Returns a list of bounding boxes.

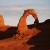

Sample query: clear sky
[0,0,50,26]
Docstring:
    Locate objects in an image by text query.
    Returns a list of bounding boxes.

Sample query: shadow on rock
[0,27,18,40]
[27,19,50,50]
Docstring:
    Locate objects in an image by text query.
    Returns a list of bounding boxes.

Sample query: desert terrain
[0,9,50,50]
[0,19,50,50]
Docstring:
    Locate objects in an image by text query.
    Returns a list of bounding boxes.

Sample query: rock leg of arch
[17,9,39,35]
[17,10,29,34]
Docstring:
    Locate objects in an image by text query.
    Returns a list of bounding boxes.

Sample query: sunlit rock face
[0,14,4,27]
[17,9,39,33]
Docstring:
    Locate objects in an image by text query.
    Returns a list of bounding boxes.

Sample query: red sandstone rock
[17,9,39,34]
[0,14,4,27]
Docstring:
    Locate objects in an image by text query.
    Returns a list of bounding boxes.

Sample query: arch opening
[26,15,35,25]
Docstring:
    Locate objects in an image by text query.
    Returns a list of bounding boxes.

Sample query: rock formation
[17,9,39,34]
[0,14,4,27]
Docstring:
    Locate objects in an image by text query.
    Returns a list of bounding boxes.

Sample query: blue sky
[0,0,50,26]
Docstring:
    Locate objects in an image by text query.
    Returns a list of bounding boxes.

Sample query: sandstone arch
[17,9,39,33]
[0,14,4,27]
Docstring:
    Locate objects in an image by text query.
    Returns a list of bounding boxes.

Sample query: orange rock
[0,14,4,27]
[17,9,39,34]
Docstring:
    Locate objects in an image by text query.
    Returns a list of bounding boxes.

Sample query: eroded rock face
[17,9,39,33]
[0,14,4,27]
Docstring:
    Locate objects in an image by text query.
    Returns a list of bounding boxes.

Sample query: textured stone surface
[17,9,39,33]
[0,14,4,27]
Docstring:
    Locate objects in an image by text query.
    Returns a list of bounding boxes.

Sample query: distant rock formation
[0,14,4,27]
[17,9,39,34]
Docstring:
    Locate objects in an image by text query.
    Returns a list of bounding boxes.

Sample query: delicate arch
[17,9,39,33]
